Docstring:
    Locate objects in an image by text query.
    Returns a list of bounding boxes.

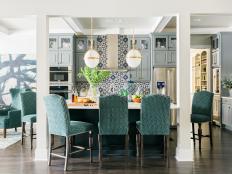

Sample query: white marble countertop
[67,100,179,110]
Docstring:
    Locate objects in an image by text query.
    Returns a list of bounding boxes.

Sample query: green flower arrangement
[78,66,111,87]
[222,79,232,89]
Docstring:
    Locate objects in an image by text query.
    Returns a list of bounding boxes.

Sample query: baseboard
[175,147,193,161]
[34,148,48,161]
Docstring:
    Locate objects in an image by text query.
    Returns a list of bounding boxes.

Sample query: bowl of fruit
[132,95,142,103]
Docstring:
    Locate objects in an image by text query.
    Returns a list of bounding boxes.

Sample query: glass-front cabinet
[153,33,176,67]
[153,36,168,50]
[59,36,73,50]
[128,36,151,81]
[49,36,58,50]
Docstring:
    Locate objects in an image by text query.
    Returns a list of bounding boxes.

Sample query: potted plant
[78,66,111,99]
[222,78,232,96]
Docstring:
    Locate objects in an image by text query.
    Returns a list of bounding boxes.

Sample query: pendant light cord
[91,17,93,49]
[132,29,135,49]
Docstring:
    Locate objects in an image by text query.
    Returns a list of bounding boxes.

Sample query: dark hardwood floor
[0,125,232,174]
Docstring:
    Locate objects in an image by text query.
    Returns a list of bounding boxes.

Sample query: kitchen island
[67,101,178,156]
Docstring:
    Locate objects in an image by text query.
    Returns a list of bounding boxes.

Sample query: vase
[87,85,100,102]
[229,89,232,97]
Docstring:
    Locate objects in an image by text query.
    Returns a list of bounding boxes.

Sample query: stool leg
[163,135,166,159]
[192,123,196,145]
[30,122,33,149]
[125,134,129,159]
[166,135,170,168]
[198,123,202,149]
[3,128,6,138]
[209,121,213,147]
[64,136,70,171]
[21,122,25,145]
[136,131,140,157]
[48,134,52,166]
[140,135,144,166]
[89,131,93,163]
[98,134,102,162]
[15,127,17,132]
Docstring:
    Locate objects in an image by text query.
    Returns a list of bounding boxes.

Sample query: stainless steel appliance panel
[152,68,177,126]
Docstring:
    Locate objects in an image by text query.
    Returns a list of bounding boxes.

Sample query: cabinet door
[59,36,73,51]
[222,103,229,125]
[49,36,58,50]
[167,51,176,66]
[59,51,72,66]
[76,53,86,81]
[213,96,221,123]
[153,36,168,50]
[153,51,167,67]
[141,51,151,81]
[48,51,59,66]
[212,51,220,67]
[168,36,176,50]
[76,37,87,52]
[138,38,151,51]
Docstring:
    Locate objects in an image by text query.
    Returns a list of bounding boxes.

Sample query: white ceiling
[1,15,232,35]
[0,16,74,34]
[74,17,162,34]
[165,15,232,34]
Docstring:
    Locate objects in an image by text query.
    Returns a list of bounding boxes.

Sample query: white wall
[0,30,36,54]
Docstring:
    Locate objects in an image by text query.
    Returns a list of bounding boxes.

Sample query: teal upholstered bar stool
[44,94,94,171]
[191,91,214,149]
[98,95,129,162]
[20,91,36,149]
[0,88,26,138]
[136,94,170,166]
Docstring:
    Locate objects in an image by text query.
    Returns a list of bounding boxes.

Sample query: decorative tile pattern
[76,35,150,97]
[118,35,128,68]
[97,35,107,69]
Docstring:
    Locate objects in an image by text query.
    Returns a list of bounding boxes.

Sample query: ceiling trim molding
[153,16,172,33]
[0,25,11,35]
[62,17,85,34]
[191,27,232,34]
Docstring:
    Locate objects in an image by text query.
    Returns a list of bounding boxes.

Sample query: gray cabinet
[153,51,167,66]
[213,95,221,124]
[128,36,151,81]
[48,34,74,67]
[59,36,73,51]
[222,97,232,130]
[153,33,176,67]
[75,53,86,81]
[75,36,97,52]
[59,51,73,66]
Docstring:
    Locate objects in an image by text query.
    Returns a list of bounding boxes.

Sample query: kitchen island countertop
[67,100,179,110]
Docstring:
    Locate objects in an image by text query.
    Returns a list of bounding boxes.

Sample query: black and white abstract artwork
[0,54,36,105]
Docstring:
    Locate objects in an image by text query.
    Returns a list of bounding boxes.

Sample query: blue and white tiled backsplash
[76,35,150,96]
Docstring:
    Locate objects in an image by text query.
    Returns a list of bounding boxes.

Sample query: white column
[175,13,193,161]
[35,15,49,161]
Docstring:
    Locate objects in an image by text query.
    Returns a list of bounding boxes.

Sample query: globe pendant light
[126,30,142,68]
[84,17,100,68]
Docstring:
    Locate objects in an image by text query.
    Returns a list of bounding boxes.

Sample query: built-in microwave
[49,85,72,99]
[50,67,72,83]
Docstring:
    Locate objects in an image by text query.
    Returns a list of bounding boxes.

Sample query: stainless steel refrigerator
[152,68,177,126]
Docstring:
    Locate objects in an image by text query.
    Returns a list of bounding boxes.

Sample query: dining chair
[136,94,170,166]
[191,91,214,149]
[0,88,31,138]
[20,91,36,149]
[44,94,94,171]
[98,95,129,162]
